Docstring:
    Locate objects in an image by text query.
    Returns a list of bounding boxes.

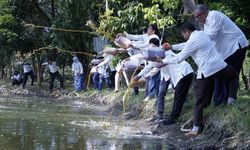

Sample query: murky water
[0,97,175,150]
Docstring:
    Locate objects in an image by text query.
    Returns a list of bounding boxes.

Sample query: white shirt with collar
[204,10,249,59]
[43,62,59,73]
[163,30,226,79]
[160,50,193,87]
[23,64,32,73]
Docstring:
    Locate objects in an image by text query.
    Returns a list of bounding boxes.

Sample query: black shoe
[156,118,175,125]
[163,118,176,125]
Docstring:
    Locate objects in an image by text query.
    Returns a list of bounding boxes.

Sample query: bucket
[143,49,165,61]
[114,36,132,49]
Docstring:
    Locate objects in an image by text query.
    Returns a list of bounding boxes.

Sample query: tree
[0,0,18,78]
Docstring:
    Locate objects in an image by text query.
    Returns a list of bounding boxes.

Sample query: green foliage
[0,0,18,66]
[98,0,179,38]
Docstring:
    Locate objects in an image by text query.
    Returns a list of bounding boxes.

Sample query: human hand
[132,75,141,81]
[162,42,171,50]
[155,56,162,62]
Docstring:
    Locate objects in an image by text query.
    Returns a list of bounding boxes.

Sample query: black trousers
[22,71,35,88]
[157,73,193,120]
[194,65,237,126]
[12,79,22,86]
[213,47,247,104]
[170,73,193,120]
[50,71,63,91]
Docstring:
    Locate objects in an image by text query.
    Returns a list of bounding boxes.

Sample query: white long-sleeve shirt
[160,51,193,87]
[163,30,226,79]
[97,53,114,71]
[42,62,59,73]
[11,74,21,81]
[126,33,160,49]
[204,10,249,59]
[137,47,163,78]
[23,64,32,73]
[72,61,83,75]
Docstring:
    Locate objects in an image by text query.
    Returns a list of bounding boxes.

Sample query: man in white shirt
[97,52,113,90]
[194,4,249,105]
[72,56,84,91]
[115,25,160,95]
[42,58,63,93]
[133,38,161,100]
[22,62,35,88]
[162,22,237,137]
[154,50,193,125]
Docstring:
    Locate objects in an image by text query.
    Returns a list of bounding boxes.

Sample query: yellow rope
[24,24,95,34]
[32,46,96,57]
[23,23,115,41]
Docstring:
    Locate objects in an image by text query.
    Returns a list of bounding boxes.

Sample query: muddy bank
[0,82,249,149]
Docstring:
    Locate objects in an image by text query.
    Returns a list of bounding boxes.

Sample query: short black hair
[180,22,196,32]
[149,24,159,33]
[48,57,53,61]
[149,38,160,47]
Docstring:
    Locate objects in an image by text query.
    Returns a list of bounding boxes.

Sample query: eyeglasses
[194,13,203,19]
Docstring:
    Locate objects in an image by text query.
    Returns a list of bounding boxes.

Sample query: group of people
[89,4,248,138]
[12,56,85,93]
[10,4,248,138]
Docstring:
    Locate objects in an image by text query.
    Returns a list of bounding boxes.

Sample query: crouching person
[11,71,23,86]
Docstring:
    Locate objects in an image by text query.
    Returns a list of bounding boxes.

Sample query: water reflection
[0,98,174,150]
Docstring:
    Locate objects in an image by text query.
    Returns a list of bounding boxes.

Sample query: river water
[0,97,175,150]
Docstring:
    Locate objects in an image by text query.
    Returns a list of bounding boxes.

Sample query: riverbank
[0,80,249,149]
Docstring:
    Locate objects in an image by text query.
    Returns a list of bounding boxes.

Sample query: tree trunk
[51,0,55,18]
[182,0,196,14]
[0,65,3,78]
[181,0,201,29]
[36,54,41,86]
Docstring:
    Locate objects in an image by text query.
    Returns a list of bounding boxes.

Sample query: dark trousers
[50,71,63,91]
[157,73,193,119]
[213,47,247,105]
[194,65,237,126]
[98,76,111,91]
[157,78,171,117]
[12,79,22,86]
[92,72,99,89]
[22,71,35,88]
[110,70,116,89]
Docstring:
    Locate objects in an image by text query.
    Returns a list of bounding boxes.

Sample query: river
[0,97,176,150]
